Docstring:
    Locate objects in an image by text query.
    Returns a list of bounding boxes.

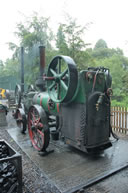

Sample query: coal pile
[0,143,19,193]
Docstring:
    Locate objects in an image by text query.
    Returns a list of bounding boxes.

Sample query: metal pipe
[36,46,46,91]
[39,46,45,75]
[21,47,24,93]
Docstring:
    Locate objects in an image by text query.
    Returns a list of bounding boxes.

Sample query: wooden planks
[111,107,128,134]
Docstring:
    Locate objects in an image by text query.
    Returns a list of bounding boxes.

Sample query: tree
[0,60,3,67]
[92,39,124,59]
[94,39,108,49]
[14,12,53,50]
[56,24,68,55]
[56,15,91,69]
[1,58,19,77]
[0,60,4,78]
[7,12,55,85]
[93,53,128,105]
[5,12,128,107]
[63,16,86,59]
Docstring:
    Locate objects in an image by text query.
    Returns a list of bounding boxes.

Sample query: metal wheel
[47,55,78,103]
[16,109,27,134]
[15,84,21,107]
[28,105,50,151]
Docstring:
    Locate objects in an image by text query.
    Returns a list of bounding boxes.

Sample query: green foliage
[91,41,128,106]
[56,15,91,69]
[92,47,123,60]
[56,24,68,55]
[92,48,114,59]
[7,12,55,85]
[0,60,4,67]
[2,13,128,107]
[15,12,53,49]
[111,97,128,107]
[94,55,124,92]
[0,60,4,76]
[45,49,58,70]
[0,58,19,77]
[94,39,108,49]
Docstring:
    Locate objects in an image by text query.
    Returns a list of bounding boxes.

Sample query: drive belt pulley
[46,55,78,103]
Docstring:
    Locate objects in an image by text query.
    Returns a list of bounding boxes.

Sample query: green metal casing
[73,70,106,103]
[32,69,110,115]
[33,92,60,115]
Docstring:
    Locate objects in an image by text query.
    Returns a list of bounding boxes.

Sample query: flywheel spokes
[47,55,78,103]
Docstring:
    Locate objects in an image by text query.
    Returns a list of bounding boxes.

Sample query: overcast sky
[0,0,128,61]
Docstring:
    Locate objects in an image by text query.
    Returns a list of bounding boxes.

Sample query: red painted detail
[86,72,93,82]
[40,95,43,106]
[43,76,55,80]
[29,128,44,151]
[28,108,44,151]
[57,103,59,113]
[38,122,44,128]
[0,110,5,112]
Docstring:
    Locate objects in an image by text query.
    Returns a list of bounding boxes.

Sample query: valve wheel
[15,84,21,107]
[28,105,50,151]
[47,55,78,103]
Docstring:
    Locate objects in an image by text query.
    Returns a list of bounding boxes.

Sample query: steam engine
[15,47,113,153]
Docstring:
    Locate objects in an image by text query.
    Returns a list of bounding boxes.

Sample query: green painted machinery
[14,47,113,153]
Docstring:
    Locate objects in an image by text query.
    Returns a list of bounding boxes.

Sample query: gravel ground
[0,111,60,193]
[1,109,128,193]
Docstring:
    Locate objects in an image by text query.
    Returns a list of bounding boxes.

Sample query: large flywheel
[47,56,78,103]
[28,105,50,152]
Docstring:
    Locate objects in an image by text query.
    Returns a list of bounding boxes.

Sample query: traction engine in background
[14,46,113,154]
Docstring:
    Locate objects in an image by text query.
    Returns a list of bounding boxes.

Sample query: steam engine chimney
[36,46,46,91]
